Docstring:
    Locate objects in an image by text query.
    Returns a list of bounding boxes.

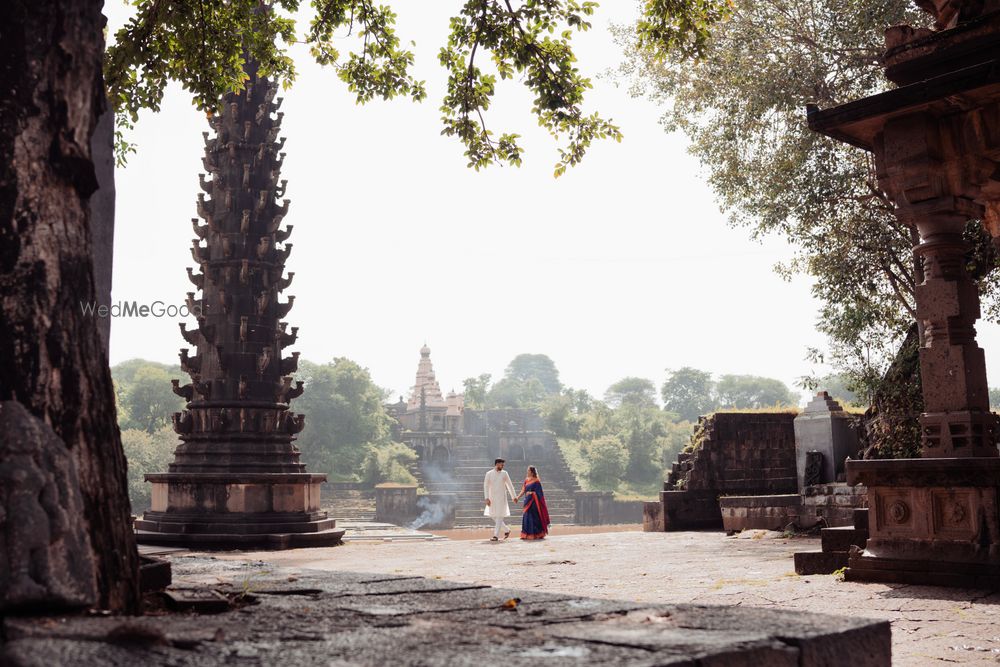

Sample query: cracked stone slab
[1,565,891,667]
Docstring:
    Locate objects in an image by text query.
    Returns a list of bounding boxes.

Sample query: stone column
[876,114,997,458]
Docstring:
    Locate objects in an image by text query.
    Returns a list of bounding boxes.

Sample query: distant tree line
[113,353,869,508]
[460,356,809,497]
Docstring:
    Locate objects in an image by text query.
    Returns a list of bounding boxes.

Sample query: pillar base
[846,458,1000,588]
[135,473,344,550]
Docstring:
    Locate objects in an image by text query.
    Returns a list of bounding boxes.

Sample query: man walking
[483,458,517,541]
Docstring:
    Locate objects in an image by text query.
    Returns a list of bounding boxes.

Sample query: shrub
[121,426,178,512]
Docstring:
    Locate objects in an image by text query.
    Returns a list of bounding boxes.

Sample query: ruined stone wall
[668,413,797,494]
[656,413,798,530]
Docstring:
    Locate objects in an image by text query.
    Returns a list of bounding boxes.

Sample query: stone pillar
[878,113,997,457]
[807,4,1000,586]
[794,392,860,488]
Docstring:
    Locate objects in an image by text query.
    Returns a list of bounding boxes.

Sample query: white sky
[103,2,1000,405]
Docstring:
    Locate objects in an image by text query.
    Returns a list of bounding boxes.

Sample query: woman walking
[515,466,550,540]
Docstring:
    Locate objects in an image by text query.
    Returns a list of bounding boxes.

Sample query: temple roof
[407,344,446,409]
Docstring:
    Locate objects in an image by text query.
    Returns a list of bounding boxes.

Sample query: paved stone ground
[3,552,889,666]
[207,529,1000,665]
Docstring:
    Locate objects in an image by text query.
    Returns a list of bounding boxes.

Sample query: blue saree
[520,479,550,540]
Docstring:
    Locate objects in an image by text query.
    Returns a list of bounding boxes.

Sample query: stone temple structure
[135,63,343,549]
[387,346,581,525]
[810,0,1000,586]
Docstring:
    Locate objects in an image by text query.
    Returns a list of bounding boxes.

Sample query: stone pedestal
[794,392,860,487]
[847,460,1000,586]
[135,473,342,549]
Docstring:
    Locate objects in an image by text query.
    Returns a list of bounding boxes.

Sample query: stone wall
[653,413,798,531]
[374,484,418,524]
[719,484,868,533]
[574,492,644,525]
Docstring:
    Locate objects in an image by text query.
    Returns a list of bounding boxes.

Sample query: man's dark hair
[494,458,505,464]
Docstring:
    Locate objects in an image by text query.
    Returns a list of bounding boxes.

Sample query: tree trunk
[90,106,116,354]
[0,0,140,612]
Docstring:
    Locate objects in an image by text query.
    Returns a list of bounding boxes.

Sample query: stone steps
[794,508,869,575]
[415,435,582,526]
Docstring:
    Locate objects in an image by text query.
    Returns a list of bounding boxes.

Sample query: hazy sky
[103,2,1000,404]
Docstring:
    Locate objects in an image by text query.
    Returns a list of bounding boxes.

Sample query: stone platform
[720,484,868,533]
[0,558,891,666]
[846,458,1000,588]
[135,473,344,549]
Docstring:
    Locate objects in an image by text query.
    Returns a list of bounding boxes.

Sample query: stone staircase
[421,441,580,527]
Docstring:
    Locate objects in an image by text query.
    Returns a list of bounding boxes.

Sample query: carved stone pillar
[806,4,1000,586]
[875,113,996,456]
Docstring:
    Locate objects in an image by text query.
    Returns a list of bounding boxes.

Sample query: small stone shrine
[809,0,1000,586]
[794,392,860,488]
[134,62,343,549]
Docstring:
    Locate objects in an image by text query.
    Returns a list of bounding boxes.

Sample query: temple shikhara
[134,63,343,548]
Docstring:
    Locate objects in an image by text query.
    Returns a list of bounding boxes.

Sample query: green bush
[121,426,178,512]
[583,435,627,490]
[361,441,418,486]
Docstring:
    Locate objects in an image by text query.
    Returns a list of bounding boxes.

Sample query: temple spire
[408,344,446,409]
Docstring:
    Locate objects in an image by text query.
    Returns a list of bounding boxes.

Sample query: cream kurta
[483,468,517,518]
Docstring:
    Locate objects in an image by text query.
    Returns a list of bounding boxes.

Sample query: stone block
[821,527,866,553]
[794,550,848,575]
[375,484,418,523]
[643,500,665,532]
[0,401,97,612]
[574,491,614,525]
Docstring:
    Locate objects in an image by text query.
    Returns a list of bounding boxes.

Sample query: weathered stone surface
[652,413,798,531]
[1,562,891,666]
[0,401,96,612]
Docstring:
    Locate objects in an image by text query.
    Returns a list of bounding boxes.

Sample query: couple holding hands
[483,458,550,541]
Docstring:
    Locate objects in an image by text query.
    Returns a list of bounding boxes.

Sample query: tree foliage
[462,373,492,409]
[463,352,563,409]
[104,0,678,174]
[503,353,562,394]
[715,374,796,410]
[617,0,1000,396]
[582,434,627,488]
[660,367,714,422]
[112,359,185,433]
[604,376,658,408]
[121,426,179,511]
[293,357,402,480]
